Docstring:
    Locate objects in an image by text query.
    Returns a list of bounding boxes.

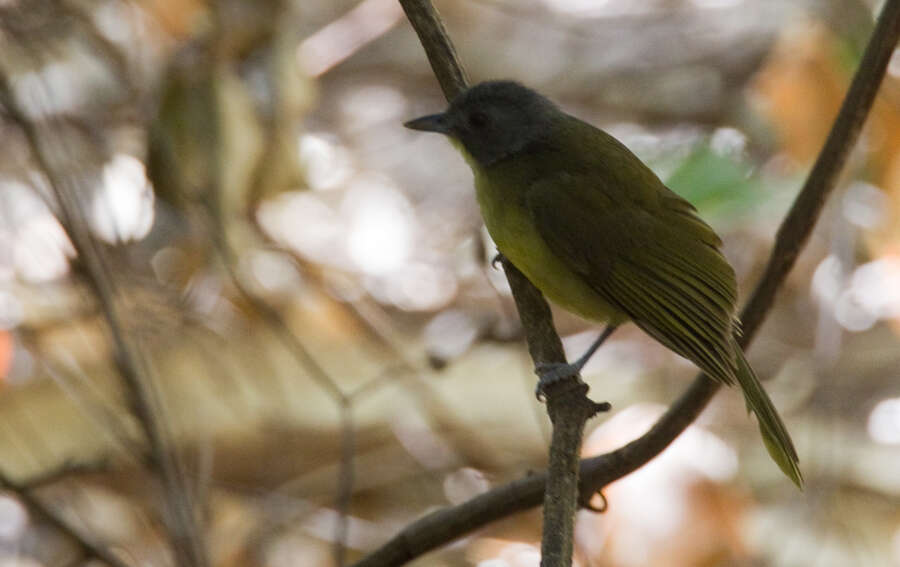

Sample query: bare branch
[16,460,110,491]
[0,469,132,567]
[335,402,356,566]
[399,1,610,565]
[501,259,605,567]
[399,0,468,99]
[351,0,900,565]
[214,247,357,566]
[0,70,209,567]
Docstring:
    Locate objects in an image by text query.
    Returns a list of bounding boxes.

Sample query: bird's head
[404,81,558,166]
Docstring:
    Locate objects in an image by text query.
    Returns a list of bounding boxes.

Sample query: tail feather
[734,346,803,488]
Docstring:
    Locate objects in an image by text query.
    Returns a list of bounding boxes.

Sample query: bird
[404,80,802,487]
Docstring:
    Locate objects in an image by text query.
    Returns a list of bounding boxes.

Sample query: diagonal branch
[352,0,900,565]
[0,73,209,567]
[584,0,900,494]
[0,469,131,567]
[213,239,356,566]
[400,0,468,99]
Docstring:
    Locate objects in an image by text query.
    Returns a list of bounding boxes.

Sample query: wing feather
[521,156,801,486]
[527,173,739,384]
[605,259,736,383]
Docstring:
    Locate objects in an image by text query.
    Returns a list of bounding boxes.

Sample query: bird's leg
[535,325,618,399]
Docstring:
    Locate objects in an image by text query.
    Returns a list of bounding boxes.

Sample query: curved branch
[352,0,900,565]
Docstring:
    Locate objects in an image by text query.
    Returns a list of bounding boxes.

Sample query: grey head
[404,81,560,166]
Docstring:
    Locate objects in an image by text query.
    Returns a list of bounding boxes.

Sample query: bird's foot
[533,326,619,400]
[534,362,612,415]
[534,361,582,401]
[491,252,506,269]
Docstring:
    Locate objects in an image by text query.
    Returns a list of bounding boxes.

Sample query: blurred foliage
[665,143,768,222]
[0,0,899,566]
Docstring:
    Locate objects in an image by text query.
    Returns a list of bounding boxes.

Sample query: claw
[532,326,618,400]
[491,252,505,269]
[534,361,580,400]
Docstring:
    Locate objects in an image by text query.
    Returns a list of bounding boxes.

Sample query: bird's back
[475,113,742,382]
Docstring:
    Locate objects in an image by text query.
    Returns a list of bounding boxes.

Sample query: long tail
[734,345,803,488]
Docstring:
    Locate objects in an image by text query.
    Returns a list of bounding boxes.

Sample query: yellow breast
[471,166,624,324]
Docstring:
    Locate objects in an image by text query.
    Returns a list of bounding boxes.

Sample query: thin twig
[202,6,363,557]
[0,72,209,567]
[400,1,604,566]
[38,354,147,460]
[0,469,132,567]
[582,0,900,495]
[214,243,357,566]
[501,259,606,567]
[201,50,355,559]
[335,401,356,566]
[351,0,900,565]
[399,0,468,100]
[16,460,110,491]
[220,247,348,403]
[55,0,139,103]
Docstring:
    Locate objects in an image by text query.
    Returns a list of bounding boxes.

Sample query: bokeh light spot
[92,153,155,243]
[14,215,74,282]
[0,494,28,540]
[842,182,887,229]
[868,397,900,444]
[343,176,413,275]
[425,310,479,362]
[258,192,343,263]
[297,133,354,191]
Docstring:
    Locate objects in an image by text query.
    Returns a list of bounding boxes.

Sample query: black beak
[403,112,450,134]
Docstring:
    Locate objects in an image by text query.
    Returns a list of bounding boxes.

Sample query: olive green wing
[525,172,739,383]
[526,173,803,487]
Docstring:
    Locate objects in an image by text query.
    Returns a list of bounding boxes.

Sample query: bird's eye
[468,111,489,129]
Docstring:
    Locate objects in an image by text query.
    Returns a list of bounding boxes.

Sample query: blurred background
[0,0,899,565]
